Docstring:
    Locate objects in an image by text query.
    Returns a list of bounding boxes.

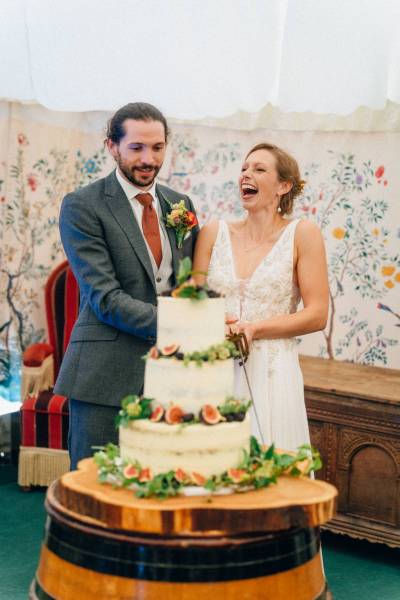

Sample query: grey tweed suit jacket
[54,171,199,407]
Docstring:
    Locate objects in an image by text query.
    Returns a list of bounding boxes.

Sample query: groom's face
[108,118,166,189]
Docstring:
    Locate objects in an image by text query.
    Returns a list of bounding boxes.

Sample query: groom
[54,102,199,469]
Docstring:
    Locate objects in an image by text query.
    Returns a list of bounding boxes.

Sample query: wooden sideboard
[300,355,400,547]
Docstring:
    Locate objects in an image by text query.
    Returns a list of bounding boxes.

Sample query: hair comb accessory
[298,180,306,193]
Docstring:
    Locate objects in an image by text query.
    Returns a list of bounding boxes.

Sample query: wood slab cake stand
[31,458,337,600]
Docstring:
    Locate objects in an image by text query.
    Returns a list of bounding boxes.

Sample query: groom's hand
[225,313,238,337]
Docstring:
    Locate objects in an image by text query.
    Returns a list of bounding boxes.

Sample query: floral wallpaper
[0,104,399,401]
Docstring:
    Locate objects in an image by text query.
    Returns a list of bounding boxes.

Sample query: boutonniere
[165,199,198,249]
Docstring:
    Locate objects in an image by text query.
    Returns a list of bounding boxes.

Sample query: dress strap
[287,218,301,237]
[285,218,301,267]
[215,219,229,245]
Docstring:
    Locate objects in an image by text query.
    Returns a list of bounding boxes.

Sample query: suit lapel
[156,184,183,278]
[105,172,155,290]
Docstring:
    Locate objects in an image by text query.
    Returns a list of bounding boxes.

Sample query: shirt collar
[115,168,157,202]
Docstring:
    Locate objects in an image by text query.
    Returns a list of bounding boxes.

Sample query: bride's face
[239,149,288,212]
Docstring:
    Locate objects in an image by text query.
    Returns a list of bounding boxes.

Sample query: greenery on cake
[198,398,251,425]
[94,437,322,499]
[164,257,220,300]
[182,340,239,365]
[115,395,154,427]
[116,395,251,427]
[218,397,251,421]
[145,340,239,365]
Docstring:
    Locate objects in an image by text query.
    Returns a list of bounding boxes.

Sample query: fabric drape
[1,0,400,117]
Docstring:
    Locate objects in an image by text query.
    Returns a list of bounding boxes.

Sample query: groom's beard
[116,153,161,188]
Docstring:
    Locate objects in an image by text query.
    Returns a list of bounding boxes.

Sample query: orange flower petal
[381,266,395,277]
[332,227,346,240]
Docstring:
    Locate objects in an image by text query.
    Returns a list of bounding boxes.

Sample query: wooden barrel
[31,458,337,600]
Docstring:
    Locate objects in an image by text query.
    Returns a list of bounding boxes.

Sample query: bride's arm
[238,220,329,342]
[192,220,219,285]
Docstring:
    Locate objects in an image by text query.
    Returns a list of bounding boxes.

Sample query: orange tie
[135,193,162,268]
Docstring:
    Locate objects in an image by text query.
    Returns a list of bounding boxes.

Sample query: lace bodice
[208,220,301,323]
[208,220,309,451]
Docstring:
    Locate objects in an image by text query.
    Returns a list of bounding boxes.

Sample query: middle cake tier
[144,358,235,412]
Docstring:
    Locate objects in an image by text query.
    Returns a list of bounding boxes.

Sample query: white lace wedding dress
[207,219,310,451]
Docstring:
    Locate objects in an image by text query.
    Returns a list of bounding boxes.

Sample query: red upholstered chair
[18,261,79,487]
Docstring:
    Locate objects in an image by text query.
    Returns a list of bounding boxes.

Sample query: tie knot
[136,193,153,207]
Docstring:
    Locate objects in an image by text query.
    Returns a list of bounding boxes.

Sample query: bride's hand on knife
[238,322,255,346]
[227,320,255,346]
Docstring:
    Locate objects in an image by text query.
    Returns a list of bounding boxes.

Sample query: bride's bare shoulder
[296,219,322,237]
[197,219,219,247]
[295,219,324,248]
[201,219,219,234]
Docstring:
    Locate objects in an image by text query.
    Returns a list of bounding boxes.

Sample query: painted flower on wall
[161,133,242,223]
[17,133,28,146]
[27,174,38,191]
[0,137,109,359]
[1,123,399,401]
[332,227,346,240]
[298,152,398,365]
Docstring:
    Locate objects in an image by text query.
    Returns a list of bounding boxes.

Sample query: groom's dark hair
[106,102,170,143]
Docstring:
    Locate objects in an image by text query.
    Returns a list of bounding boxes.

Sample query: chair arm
[22,343,54,401]
[23,343,53,367]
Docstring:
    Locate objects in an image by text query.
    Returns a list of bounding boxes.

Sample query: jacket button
[156,277,162,283]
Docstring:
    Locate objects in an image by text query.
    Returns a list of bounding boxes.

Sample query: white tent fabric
[1,0,400,117]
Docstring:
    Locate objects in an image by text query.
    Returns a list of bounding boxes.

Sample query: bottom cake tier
[119,417,250,478]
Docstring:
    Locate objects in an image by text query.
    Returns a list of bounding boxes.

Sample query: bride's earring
[277,204,282,213]
[276,194,282,213]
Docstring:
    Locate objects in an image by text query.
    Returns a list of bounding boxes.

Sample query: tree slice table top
[52,458,337,537]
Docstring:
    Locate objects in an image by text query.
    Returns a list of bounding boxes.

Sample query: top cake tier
[157,297,226,353]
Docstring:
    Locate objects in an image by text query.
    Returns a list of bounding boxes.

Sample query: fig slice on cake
[160,344,180,357]
[123,465,140,480]
[174,468,189,483]
[138,468,153,483]
[200,404,222,425]
[191,472,206,486]
[227,468,247,483]
[165,405,184,424]
[150,405,164,422]
[148,346,160,359]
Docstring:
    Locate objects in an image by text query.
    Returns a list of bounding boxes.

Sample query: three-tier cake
[119,295,251,479]
[95,261,319,498]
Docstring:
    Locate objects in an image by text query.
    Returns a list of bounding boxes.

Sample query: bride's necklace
[243,240,268,253]
[242,224,283,253]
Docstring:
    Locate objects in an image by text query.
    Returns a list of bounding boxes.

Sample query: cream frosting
[119,417,250,477]
[157,296,226,352]
[144,358,235,413]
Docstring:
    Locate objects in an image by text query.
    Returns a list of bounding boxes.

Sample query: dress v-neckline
[224,219,297,283]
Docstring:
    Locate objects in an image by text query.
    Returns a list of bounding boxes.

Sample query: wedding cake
[95,260,319,497]
[119,294,251,480]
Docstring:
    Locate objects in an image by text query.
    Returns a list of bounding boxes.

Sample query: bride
[193,142,329,451]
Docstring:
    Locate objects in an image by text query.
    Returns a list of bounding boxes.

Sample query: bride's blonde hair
[245,143,305,215]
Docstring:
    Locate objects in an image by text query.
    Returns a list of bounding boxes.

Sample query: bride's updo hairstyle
[245,143,305,216]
